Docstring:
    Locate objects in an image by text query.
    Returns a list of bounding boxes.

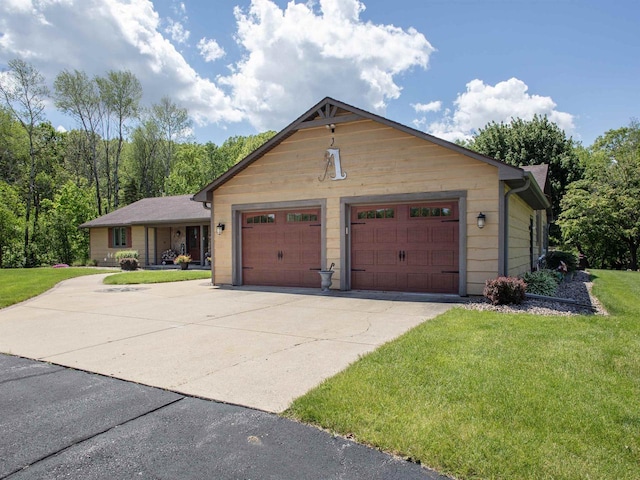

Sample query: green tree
[96,70,142,209]
[40,181,96,265]
[151,96,192,184]
[0,59,50,266]
[0,181,24,267]
[54,70,104,214]
[558,121,640,269]
[467,115,582,219]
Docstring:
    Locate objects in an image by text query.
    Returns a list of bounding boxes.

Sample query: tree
[96,71,142,209]
[467,115,582,220]
[0,59,49,266]
[150,96,192,183]
[558,121,640,269]
[0,181,24,267]
[54,70,104,214]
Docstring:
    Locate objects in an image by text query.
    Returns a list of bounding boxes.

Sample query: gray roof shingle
[80,195,209,228]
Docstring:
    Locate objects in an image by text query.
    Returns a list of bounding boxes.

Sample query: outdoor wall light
[476,212,486,229]
[175,230,181,237]
[216,223,225,235]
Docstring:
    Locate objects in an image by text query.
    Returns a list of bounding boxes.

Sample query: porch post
[200,224,204,266]
[144,227,149,267]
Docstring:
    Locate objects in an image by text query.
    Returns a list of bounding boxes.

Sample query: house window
[112,227,127,247]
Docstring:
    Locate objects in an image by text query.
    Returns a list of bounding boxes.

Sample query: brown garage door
[242,209,321,287]
[350,202,459,293]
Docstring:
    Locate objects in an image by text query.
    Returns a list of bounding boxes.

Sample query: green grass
[0,267,114,309]
[102,269,212,285]
[286,269,640,479]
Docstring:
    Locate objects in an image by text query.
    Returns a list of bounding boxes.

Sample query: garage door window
[357,208,395,220]
[246,214,275,224]
[286,212,318,222]
[410,206,452,218]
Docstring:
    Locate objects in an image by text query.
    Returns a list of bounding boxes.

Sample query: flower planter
[318,270,334,292]
[179,262,189,270]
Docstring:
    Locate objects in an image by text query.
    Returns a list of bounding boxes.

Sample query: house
[80,195,210,267]
[192,97,550,296]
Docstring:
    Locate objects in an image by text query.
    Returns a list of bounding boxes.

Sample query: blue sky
[1,0,638,146]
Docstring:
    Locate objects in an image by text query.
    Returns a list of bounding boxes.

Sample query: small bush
[71,260,85,267]
[119,257,139,271]
[174,254,191,265]
[87,259,98,267]
[545,250,577,272]
[115,250,139,261]
[484,276,526,305]
[521,270,560,296]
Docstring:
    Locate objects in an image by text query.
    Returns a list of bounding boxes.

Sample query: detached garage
[193,97,550,296]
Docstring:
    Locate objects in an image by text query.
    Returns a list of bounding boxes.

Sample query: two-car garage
[239,202,460,294]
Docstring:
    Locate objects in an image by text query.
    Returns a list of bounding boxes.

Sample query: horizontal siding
[508,193,534,277]
[212,120,503,294]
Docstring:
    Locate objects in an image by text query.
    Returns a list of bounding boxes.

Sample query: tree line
[1,58,638,271]
[0,59,274,267]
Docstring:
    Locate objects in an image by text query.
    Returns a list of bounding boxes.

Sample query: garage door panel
[407,250,429,266]
[377,250,399,265]
[242,208,321,287]
[352,272,375,289]
[375,228,397,243]
[430,273,458,293]
[353,229,374,244]
[353,250,375,265]
[351,202,459,294]
[432,251,456,267]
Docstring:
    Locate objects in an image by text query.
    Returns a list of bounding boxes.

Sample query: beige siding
[507,192,535,277]
[211,119,503,295]
[89,226,152,267]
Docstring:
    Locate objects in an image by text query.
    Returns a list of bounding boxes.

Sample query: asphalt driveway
[0,274,454,412]
[1,354,450,479]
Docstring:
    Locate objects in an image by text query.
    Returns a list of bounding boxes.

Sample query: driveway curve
[0,273,454,412]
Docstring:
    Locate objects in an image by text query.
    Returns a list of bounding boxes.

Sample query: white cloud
[412,101,442,113]
[424,78,575,142]
[220,0,435,130]
[197,38,225,63]
[165,18,190,45]
[0,0,242,127]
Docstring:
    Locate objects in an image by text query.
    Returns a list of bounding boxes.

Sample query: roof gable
[192,97,527,202]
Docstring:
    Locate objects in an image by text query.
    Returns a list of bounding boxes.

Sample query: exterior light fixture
[476,212,486,229]
[216,223,225,235]
[175,230,181,237]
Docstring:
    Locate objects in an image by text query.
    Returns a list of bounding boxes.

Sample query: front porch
[142,223,211,268]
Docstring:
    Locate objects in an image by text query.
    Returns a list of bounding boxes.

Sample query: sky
[1,0,638,147]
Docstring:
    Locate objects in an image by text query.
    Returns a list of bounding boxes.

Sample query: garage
[350,202,459,293]
[241,208,322,287]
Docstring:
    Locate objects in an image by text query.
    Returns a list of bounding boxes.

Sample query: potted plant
[174,254,191,270]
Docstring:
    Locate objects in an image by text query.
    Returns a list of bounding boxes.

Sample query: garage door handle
[277,251,283,260]
[399,250,406,261]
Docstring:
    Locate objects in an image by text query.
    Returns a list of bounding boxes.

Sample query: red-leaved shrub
[483,276,527,305]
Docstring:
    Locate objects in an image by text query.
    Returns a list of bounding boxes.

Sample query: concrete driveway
[0,274,455,412]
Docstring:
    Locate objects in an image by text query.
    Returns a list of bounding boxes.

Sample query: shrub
[86,259,98,267]
[115,250,139,261]
[119,257,139,271]
[174,254,191,265]
[545,250,577,272]
[521,270,560,296]
[484,276,526,305]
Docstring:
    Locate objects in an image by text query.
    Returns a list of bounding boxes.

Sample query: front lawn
[286,270,640,479]
[0,267,114,309]
[102,269,212,285]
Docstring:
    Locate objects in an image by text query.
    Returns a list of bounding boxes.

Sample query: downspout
[502,175,531,276]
